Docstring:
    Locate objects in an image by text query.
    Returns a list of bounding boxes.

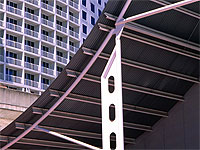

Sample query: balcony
[0,3,4,10]
[0,55,3,62]
[57,9,67,18]
[69,15,79,24]
[0,72,3,80]
[41,67,54,75]
[24,28,38,38]
[41,34,54,43]
[25,0,39,6]
[69,30,79,39]
[24,12,38,22]
[56,55,68,64]
[6,5,22,16]
[56,24,67,33]
[6,74,21,83]
[24,79,38,88]
[24,45,38,54]
[69,45,79,53]
[24,62,38,71]
[0,20,3,27]
[41,83,49,90]
[41,2,53,12]
[0,37,3,45]
[6,22,22,32]
[41,18,54,28]
[41,50,54,59]
[6,40,22,49]
[6,57,21,66]
[57,40,67,49]
[69,0,78,9]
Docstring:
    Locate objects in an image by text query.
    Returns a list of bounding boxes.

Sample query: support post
[101,25,124,150]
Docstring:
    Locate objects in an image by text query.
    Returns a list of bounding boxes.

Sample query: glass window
[98,9,101,17]
[91,16,95,25]
[91,3,95,13]
[82,0,86,7]
[82,11,87,20]
[98,0,101,5]
[83,24,87,34]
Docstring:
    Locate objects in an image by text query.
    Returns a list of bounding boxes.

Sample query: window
[91,16,95,25]
[7,1,17,8]
[42,78,49,84]
[56,20,62,26]
[57,66,63,72]
[6,68,17,76]
[42,0,48,4]
[98,0,101,5]
[82,11,87,20]
[25,40,34,47]
[6,17,17,25]
[82,0,86,7]
[98,9,101,17]
[42,45,49,52]
[82,24,87,34]
[42,62,49,68]
[56,36,63,41]
[6,34,17,42]
[91,3,95,13]
[56,5,62,11]
[25,7,34,14]
[42,14,48,20]
[6,51,17,58]
[42,30,49,36]
[25,56,34,63]
[69,41,74,46]
[69,26,74,31]
[25,23,34,31]
[25,73,34,80]
[69,11,73,16]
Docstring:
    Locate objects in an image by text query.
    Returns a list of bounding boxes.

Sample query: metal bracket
[101,24,124,150]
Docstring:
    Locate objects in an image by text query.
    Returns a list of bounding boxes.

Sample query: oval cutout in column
[108,76,114,93]
[110,132,116,149]
[109,104,115,121]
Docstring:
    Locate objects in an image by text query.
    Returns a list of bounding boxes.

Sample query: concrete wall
[126,84,200,149]
[0,87,39,130]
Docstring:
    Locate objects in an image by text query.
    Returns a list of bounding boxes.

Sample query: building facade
[0,0,107,94]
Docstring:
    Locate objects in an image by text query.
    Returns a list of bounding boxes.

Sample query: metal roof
[1,0,199,149]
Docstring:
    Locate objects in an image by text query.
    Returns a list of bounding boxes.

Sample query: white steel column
[101,25,124,150]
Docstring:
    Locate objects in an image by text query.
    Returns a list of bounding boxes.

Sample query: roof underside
[1,0,199,149]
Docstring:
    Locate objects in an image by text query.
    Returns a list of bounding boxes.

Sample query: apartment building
[0,0,107,94]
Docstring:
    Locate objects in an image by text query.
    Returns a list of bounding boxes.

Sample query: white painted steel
[101,24,124,149]
[35,126,101,150]
[116,0,200,25]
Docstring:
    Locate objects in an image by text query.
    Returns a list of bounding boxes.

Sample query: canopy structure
[0,0,199,149]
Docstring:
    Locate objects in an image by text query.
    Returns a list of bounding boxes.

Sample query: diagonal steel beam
[15,122,136,144]
[99,22,200,60]
[150,0,200,19]
[32,107,153,132]
[0,135,83,149]
[82,47,199,84]
[66,69,184,101]
[116,0,200,27]
[49,89,168,117]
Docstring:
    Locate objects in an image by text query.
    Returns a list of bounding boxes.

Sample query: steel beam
[66,69,184,101]
[0,135,83,149]
[15,122,135,144]
[99,22,200,60]
[32,107,153,132]
[116,0,200,26]
[49,89,168,117]
[105,13,200,55]
[82,47,199,84]
[35,126,101,150]
[150,0,200,19]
